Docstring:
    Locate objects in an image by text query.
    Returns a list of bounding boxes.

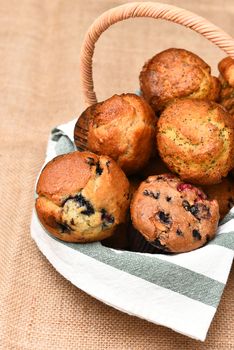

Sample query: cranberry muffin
[202,177,234,220]
[74,93,156,175]
[36,151,130,242]
[157,99,234,185]
[139,48,220,112]
[130,174,219,253]
[218,57,234,116]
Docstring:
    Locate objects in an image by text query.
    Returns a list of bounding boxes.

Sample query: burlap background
[0,0,233,349]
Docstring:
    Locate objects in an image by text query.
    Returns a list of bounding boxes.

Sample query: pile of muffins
[36,48,234,254]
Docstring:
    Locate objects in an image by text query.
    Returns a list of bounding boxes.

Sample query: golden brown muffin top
[36,151,130,242]
[87,93,155,127]
[157,99,234,185]
[36,151,98,206]
[74,93,156,175]
[218,57,234,87]
[139,48,220,112]
[37,151,129,208]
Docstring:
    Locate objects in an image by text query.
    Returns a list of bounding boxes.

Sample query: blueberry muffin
[157,99,234,185]
[202,177,234,220]
[139,48,220,112]
[36,151,130,242]
[74,93,156,175]
[218,57,234,116]
[130,174,219,253]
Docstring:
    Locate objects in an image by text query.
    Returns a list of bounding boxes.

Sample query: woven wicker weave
[79,1,234,106]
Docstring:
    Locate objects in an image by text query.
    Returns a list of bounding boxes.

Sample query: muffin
[218,57,234,116]
[36,151,130,242]
[74,93,156,175]
[139,48,220,112]
[157,99,234,185]
[130,174,219,253]
[202,177,234,220]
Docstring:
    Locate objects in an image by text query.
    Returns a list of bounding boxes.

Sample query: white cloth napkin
[31,118,234,341]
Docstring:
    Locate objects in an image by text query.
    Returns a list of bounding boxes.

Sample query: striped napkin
[31,118,234,342]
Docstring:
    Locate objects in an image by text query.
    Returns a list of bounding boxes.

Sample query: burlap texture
[0,0,233,349]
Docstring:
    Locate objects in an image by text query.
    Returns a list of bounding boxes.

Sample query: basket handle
[80,1,234,106]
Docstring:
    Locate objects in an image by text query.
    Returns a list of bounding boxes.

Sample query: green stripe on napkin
[62,240,224,308]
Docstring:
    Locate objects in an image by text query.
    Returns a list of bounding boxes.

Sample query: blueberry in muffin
[130,174,219,253]
[36,151,130,242]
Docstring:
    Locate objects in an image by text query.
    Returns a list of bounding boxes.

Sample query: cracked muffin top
[139,48,220,112]
[130,174,219,253]
[74,93,156,175]
[36,151,130,243]
[218,56,234,116]
[157,99,234,185]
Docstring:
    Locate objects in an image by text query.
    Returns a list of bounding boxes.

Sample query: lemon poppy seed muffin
[202,177,234,220]
[218,57,234,116]
[157,99,234,185]
[130,174,219,253]
[36,151,130,243]
[74,93,156,175]
[139,48,220,112]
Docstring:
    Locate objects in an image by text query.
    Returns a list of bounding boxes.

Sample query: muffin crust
[157,99,234,185]
[74,93,156,175]
[131,174,219,253]
[140,48,220,112]
[36,151,130,242]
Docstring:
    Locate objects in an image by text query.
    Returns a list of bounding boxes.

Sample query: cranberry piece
[178,183,207,201]
[177,183,194,192]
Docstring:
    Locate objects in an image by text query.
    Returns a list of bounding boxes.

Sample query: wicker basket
[79,1,234,107]
[31,3,234,341]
